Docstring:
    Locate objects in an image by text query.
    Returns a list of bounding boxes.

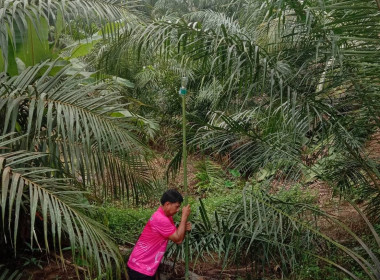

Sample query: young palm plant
[181,187,380,279]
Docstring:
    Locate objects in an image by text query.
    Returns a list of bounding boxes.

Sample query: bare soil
[20,252,85,280]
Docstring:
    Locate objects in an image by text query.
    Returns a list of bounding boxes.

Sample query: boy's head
[161,189,183,217]
[161,189,183,205]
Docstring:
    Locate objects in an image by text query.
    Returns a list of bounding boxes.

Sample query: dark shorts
[127,266,156,280]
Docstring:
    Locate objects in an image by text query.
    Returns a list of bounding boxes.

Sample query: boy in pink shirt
[127,189,191,279]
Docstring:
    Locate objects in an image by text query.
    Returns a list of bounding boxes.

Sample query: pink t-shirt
[127,207,177,276]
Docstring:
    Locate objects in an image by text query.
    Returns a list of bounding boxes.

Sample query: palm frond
[0,135,122,279]
[0,0,142,70]
[192,99,309,179]
[0,62,153,202]
[125,14,265,97]
[0,265,22,280]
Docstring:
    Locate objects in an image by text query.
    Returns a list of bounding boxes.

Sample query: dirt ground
[18,251,85,280]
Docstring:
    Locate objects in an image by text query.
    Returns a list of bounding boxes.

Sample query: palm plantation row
[0,0,379,279]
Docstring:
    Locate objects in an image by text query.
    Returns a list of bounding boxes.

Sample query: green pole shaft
[182,94,189,280]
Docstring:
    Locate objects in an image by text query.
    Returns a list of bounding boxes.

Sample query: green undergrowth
[101,189,243,245]
[101,175,318,246]
[274,183,317,205]
[102,206,154,244]
[290,250,371,280]
[101,195,234,244]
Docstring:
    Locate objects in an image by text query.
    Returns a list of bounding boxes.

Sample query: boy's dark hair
[161,189,183,205]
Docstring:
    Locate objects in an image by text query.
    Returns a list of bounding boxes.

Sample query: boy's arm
[168,205,191,244]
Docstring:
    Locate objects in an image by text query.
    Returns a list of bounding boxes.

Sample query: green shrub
[274,184,317,204]
[103,207,154,244]
[196,191,242,214]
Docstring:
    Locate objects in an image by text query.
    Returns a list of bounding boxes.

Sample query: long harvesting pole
[179,77,189,280]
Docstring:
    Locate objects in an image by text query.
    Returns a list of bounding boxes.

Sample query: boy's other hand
[186,222,192,231]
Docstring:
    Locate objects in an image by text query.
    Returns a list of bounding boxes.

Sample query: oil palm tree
[114,0,380,209]
[0,1,156,276]
[0,62,154,278]
[97,1,380,278]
